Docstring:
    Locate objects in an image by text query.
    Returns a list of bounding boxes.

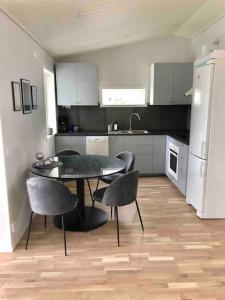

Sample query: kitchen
[1,1,225,299]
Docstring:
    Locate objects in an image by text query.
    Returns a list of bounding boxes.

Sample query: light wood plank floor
[1,177,225,299]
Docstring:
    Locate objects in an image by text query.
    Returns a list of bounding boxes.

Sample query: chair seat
[93,187,107,204]
[100,172,124,184]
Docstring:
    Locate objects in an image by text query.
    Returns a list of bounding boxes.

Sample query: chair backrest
[116,151,135,173]
[102,170,139,207]
[26,177,77,216]
[56,149,80,156]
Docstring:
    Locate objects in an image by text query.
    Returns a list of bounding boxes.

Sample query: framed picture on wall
[31,85,37,109]
[11,81,22,111]
[21,79,32,114]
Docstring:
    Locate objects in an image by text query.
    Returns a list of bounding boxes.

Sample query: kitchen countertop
[55,130,189,145]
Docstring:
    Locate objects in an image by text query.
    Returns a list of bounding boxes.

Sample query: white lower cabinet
[135,154,153,174]
[55,136,86,154]
[109,136,123,157]
[55,135,166,175]
[110,135,166,175]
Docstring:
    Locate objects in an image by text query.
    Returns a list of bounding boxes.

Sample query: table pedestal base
[54,206,108,232]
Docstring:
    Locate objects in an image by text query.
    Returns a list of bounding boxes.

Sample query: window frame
[43,68,57,139]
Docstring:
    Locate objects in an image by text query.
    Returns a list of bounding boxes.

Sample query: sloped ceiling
[175,0,225,38]
[0,0,224,58]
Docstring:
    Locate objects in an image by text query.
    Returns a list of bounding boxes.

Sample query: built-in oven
[168,142,179,180]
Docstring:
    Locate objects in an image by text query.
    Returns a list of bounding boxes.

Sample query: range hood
[184,88,193,97]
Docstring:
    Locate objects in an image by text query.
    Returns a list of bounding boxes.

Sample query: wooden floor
[1,177,225,299]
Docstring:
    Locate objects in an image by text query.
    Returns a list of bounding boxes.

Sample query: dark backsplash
[58,105,191,132]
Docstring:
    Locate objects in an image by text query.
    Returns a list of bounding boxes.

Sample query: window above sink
[101,88,146,107]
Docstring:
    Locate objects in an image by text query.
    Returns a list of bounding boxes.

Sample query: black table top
[31,155,126,180]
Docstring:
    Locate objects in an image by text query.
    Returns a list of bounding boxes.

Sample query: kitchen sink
[130,130,149,134]
[108,129,149,135]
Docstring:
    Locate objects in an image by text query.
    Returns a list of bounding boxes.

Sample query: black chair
[26,177,78,256]
[56,149,94,205]
[93,171,144,246]
[96,151,135,190]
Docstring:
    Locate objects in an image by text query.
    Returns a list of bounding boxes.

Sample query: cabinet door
[76,64,98,106]
[109,136,123,157]
[173,63,193,105]
[55,136,86,154]
[56,63,77,105]
[153,135,166,174]
[150,63,173,105]
[123,136,153,174]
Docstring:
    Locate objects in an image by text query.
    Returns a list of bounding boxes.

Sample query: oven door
[168,148,178,180]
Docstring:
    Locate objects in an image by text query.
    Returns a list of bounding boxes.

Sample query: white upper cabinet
[173,63,193,105]
[150,63,193,105]
[56,63,98,106]
[76,63,98,106]
[56,63,77,106]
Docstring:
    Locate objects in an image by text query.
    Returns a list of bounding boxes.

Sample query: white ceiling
[0,0,224,58]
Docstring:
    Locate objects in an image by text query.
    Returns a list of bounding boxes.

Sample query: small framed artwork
[11,81,22,111]
[31,86,37,109]
[21,79,32,114]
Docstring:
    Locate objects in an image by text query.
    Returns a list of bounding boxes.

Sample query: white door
[189,63,214,159]
[186,153,206,213]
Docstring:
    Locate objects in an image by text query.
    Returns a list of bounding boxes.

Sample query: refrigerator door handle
[201,141,207,158]
[200,161,206,177]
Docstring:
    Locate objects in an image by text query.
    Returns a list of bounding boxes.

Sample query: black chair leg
[96,178,100,191]
[61,215,67,256]
[115,207,120,247]
[44,216,47,229]
[111,207,113,219]
[135,200,144,231]
[25,212,33,250]
[87,179,95,206]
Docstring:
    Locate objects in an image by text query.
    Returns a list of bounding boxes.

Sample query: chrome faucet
[129,113,141,131]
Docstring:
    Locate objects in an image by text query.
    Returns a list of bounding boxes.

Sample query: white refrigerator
[186,50,225,218]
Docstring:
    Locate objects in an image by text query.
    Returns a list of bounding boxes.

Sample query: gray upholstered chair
[56,149,94,204]
[93,170,144,246]
[95,151,135,190]
[26,177,78,256]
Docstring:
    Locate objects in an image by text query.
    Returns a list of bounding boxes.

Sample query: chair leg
[115,207,120,247]
[96,178,100,191]
[61,215,67,256]
[111,207,113,219]
[87,179,95,206]
[25,212,33,250]
[44,216,47,229]
[135,200,144,231]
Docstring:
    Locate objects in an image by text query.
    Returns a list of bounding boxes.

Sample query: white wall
[191,15,225,58]
[0,10,55,251]
[58,36,193,102]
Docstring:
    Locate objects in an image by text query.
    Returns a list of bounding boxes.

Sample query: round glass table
[31,155,126,232]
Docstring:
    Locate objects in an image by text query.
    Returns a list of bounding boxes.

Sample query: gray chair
[56,149,94,205]
[96,151,135,190]
[26,177,78,256]
[93,170,144,246]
